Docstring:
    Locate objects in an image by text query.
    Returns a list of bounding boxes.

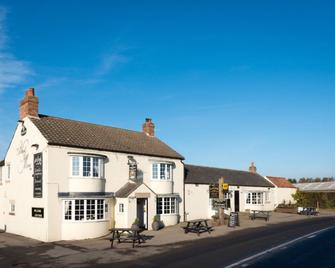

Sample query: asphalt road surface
[245,226,335,268]
[118,216,335,268]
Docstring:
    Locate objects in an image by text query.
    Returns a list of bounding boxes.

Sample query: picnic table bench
[183,219,212,236]
[298,207,319,216]
[110,228,145,248]
[249,210,271,221]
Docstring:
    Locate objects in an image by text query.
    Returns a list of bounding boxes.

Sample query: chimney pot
[26,88,35,97]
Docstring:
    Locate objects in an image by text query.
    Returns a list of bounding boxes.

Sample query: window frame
[70,156,104,179]
[6,164,11,182]
[151,162,173,181]
[63,199,107,222]
[157,197,178,215]
[246,192,264,205]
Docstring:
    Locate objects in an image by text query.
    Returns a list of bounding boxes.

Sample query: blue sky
[0,0,334,178]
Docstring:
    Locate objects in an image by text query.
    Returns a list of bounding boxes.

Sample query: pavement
[0,212,334,267]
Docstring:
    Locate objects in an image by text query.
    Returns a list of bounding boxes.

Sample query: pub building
[0,89,280,242]
[0,89,184,241]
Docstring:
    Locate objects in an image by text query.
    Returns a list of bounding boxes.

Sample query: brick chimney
[142,118,155,137]
[20,88,39,119]
[249,162,257,173]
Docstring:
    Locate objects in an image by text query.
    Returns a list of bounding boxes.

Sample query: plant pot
[152,221,160,231]
[131,224,139,230]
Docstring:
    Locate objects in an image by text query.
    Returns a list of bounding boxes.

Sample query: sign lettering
[33,153,43,198]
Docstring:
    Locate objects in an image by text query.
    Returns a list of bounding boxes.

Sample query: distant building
[265,176,296,207]
[294,182,335,193]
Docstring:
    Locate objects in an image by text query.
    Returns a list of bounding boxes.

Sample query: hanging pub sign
[33,153,43,198]
[212,199,228,208]
[128,156,137,181]
[32,207,44,218]
[209,184,219,199]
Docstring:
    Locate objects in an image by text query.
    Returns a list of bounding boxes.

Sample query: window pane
[83,157,91,177]
[167,164,171,180]
[75,200,85,221]
[64,200,72,220]
[72,157,80,176]
[93,157,99,177]
[152,164,158,179]
[171,198,176,214]
[86,200,96,220]
[97,200,104,219]
[164,197,171,214]
[160,164,166,179]
[157,198,163,214]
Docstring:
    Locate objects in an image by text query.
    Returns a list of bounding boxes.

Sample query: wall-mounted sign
[209,185,219,199]
[223,183,229,191]
[33,153,43,198]
[212,199,227,208]
[32,207,44,218]
[128,156,137,181]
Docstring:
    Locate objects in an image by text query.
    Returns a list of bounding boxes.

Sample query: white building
[184,163,275,220]
[0,88,185,242]
[264,176,296,208]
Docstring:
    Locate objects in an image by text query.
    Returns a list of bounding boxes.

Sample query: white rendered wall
[185,184,211,221]
[185,184,276,220]
[274,188,297,207]
[0,118,49,241]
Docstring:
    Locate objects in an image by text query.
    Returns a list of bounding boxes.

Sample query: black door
[234,191,240,212]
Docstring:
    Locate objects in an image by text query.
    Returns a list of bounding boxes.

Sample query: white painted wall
[185,183,276,220]
[0,118,49,241]
[273,188,296,207]
[185,184,212,221]
[0,122,184,242]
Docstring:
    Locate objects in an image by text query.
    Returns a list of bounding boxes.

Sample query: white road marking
[224,226,335,268]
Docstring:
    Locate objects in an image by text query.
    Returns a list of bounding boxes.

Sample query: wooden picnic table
[183,219,212,236]
[249,210,271,221]
[110,228,145,248]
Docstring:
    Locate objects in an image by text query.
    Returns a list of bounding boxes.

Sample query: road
[118,217,335,268]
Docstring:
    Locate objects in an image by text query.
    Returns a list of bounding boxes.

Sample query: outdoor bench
[110,228,145,248]
[183,219,212,236]
[249,210,271,221]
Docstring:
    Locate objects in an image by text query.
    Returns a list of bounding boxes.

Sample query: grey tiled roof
[185,164,274,188]
[115,182,141,198]
[30,115,184,160]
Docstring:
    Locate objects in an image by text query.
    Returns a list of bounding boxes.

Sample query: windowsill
[63,219,108,223]
[151,179,172,182]
[9,212,15,216]
[69,177,106,180]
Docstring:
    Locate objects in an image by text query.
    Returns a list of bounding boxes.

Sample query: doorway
[234,191,240,212]
[136,198,148,229]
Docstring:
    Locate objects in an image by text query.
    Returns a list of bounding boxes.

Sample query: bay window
[157,197,177,215]
[63,199,106,221]
[152,163,173,180]
[70,156,104,178]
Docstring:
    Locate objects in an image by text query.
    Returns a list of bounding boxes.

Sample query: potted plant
[152,215,161,231]
[132,218,140,229]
